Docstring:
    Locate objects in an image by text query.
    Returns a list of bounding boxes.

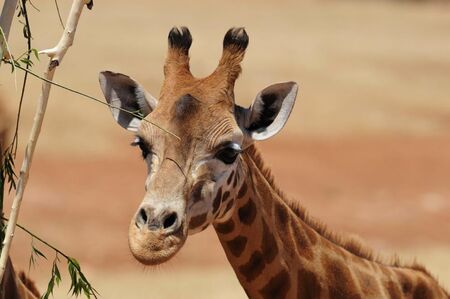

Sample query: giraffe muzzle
[128,203,187,266]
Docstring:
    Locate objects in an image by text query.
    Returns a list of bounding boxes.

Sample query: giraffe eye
[131,137,151,159]
[215,143,242,164]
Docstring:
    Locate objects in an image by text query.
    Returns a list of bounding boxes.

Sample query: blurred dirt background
[1,0,449,298]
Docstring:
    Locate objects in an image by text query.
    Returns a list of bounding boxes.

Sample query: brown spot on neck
[215,218,235,234]
[226,235,247,257]
[259,269,290,299]
[237,182,248,199]
[261,220,278,264]
[322,254,361,299]
[274,202,299,258]
[238,250,265,282]
[238,198,257,225]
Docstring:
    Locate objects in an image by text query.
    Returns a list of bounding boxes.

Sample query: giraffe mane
[244,144,448,288]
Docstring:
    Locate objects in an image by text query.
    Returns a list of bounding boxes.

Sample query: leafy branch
[0,0,40,239]
[28,237,47,270]
[3,217,99,299]
[0,0,95,287]
[43,256,61,299]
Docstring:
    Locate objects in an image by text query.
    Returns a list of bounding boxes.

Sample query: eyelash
[131,138,151,159]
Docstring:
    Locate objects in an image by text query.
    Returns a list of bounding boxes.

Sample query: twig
[54,0,65,30]
[12,0,33,156]
[8,62,180,140]
[39,0,92,69]
[2,216,99,298]
[0,0,91,281]
[27,0,40,12]
[2,217,70,260]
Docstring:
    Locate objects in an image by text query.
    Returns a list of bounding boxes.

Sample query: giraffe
[99,27,449,298]
[0,258,40,299]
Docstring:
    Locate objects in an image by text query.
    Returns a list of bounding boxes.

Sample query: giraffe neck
[213,145,448,299]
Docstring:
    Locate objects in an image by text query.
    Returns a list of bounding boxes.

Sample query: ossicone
[164,26,193,80]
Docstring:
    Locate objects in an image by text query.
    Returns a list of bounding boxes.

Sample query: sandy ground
[0,0,449,298]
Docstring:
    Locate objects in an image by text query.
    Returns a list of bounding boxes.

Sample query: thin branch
[39,0,92,68]
[53,0,65,30]
[11,0,33,156]
[8,62,181,140]
[2,216,70,260]
[0,0,91,282]
[26,0,40,12]
[3,216,99,298]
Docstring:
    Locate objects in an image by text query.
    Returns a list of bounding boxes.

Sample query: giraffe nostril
[135,207,179,233]
[136,208,148,228]
[163,212,178,230]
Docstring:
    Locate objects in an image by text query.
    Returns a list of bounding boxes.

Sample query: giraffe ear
[98,71,158,131]
[237,82,298,140]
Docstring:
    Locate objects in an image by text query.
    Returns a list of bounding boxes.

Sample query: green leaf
[69,257,81,269]
[42,274,55,299]
[20,57,34,67]
[31,48,40,61]
[33,245,47,260]
[65,257,98,298]
[28,242,47,270]
[28,253,35,270]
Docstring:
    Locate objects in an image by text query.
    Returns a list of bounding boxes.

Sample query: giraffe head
[99,27,298,265]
